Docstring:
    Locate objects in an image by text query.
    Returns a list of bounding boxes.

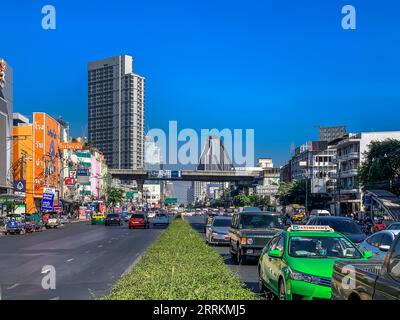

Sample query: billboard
[148,170,182,180]
[41,192,54,211]
[311,178,327,194]
[33,113,61,197]
[0,113,7,188]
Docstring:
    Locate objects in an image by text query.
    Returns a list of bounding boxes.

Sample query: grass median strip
[104,217,257,300]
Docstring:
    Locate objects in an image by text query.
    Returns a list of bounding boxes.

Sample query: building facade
[143,183,161,207]
[12,115,34,212]
[88,55,145,171]
[0,59,13,195]
[331,131,400,215]
[318,125,347,142]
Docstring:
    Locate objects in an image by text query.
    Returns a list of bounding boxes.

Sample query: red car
[129,213,150,229]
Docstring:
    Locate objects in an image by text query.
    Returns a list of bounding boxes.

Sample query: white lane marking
[97,245,103,248]
[42,267,52,273]
[85,250,89,254]
[7,283,20,290]
[66,258,74,262]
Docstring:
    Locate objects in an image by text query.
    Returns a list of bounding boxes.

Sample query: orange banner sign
[60,142,83,150]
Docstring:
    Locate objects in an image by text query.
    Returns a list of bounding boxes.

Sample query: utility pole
[337,161,341,216]
[299,160,308,212]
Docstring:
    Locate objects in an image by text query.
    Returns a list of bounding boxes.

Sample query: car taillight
[240,237,247,245]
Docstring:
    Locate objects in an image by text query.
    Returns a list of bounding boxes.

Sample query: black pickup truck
[331,233,400,300]
[228,211,284,264]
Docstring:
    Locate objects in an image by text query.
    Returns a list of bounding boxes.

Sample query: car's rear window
[132,214,145,219]
[318,218,362,234]
[213,218,232,227]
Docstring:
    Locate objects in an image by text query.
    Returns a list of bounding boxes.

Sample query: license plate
[247,249,254,254]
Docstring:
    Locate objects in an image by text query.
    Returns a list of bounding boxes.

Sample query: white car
[309,209,331,217]
[152,213,169,226]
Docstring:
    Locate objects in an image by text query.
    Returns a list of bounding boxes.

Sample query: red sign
[64,178,75,186]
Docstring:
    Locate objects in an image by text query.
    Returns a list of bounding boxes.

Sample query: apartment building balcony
[337,152,359,162]
[339,187,360,194]
[340,168,359,178]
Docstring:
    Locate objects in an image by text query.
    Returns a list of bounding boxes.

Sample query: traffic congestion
[185,205,400,300]
[0,205,174,238]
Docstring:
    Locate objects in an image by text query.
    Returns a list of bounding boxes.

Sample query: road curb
[121,252,144,277]
[70,220,85,224]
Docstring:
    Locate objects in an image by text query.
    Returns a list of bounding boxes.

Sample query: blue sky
[2,0,400,166]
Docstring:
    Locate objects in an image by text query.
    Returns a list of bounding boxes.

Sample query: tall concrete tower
[88,55,145,170]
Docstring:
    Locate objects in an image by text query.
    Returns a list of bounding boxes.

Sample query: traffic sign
[165,198,178,204]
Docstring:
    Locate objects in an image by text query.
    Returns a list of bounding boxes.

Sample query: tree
[277,180,312,207]
[234,194,251,207]
[359,139,400,186]
[5,200,16,214]
[107,188,124,210]
[277,181,295,205]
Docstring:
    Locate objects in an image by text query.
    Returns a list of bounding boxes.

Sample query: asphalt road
[0,220,166,300]
[185,215,260,294]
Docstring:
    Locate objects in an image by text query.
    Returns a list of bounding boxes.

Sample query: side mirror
[267,249,283,259]
[378,245,391,252]
[363,250,373,259]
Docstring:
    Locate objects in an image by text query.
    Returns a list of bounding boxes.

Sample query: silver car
[359,230,400,261]
[205,216,232,245]
[387,222,400,231]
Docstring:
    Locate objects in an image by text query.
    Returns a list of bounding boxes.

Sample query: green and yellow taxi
[91,212,105,225]
[258,225,373,300]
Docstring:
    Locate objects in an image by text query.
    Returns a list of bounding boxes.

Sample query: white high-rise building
[88,55,145,170]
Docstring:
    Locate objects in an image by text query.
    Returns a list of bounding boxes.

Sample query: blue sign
[364,194,372,207]
[13,180,26,193]
[171,171,182,179]
[77,168,89,176]
[41,193,55,211]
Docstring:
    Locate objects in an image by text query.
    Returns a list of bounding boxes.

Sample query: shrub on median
[104,219,257,300]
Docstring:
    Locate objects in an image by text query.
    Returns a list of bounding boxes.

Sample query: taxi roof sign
[288,225,334,232]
